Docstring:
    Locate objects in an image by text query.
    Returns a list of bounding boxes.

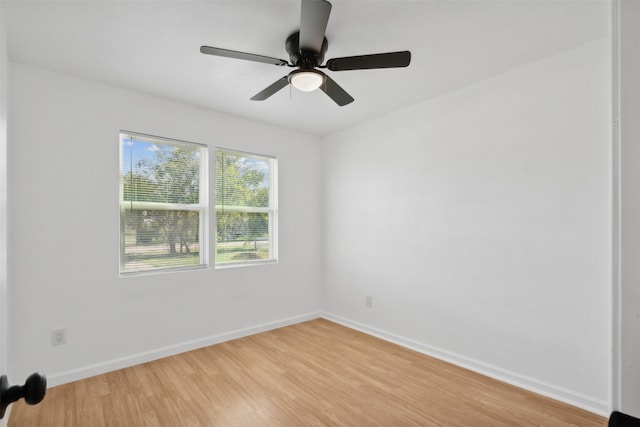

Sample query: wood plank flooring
[9,319,607,426]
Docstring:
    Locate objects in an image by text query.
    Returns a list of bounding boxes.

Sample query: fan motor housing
[286,32,328,68]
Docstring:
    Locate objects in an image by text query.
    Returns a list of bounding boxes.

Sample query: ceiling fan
[200,0,411,106]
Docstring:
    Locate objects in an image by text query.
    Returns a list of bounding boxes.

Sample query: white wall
[7,63,323,385]
[0,3,8,426]
[322,38,611,415]
[619,0,640,417]
[0,0,7,373]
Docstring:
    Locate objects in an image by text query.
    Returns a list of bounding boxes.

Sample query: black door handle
[0,372,47,419]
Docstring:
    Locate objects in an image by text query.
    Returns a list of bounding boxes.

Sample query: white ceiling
[4,0,608,136]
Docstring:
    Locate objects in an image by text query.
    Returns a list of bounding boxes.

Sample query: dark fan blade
[319,75,354,106]
[326,51,411,71]
[251,76,290,101]
[200,46,288,66]
[299,0,332,54]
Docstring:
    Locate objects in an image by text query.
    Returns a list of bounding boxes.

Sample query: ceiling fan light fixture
[289,69,324,92]
[200,0,410,106]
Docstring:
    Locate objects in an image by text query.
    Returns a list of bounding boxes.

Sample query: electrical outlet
[51,329,66,346]
[366,295,373,308]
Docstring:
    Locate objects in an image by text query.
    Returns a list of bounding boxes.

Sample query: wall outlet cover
[51,329,66,346]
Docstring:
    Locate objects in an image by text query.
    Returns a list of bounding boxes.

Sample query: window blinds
[120,132,207,274]
[215,149,276,265]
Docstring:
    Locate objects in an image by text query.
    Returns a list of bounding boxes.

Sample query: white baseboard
[47,311,322,388]
[321,312,609,417]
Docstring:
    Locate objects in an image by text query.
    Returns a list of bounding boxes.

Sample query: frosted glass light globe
[289,70,324,92]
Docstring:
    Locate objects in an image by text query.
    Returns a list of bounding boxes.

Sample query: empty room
[1,0,639,425]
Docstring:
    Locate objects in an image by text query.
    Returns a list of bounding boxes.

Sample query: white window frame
[214,147,278,268]
[119,131,208,275]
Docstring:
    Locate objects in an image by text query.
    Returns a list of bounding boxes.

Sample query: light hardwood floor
[9,319,607,426]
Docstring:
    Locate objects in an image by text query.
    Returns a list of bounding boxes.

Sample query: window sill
[120,264,208,278]
[215,259,278,270]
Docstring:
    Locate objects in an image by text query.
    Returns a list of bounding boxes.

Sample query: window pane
[122,139,201,204]
[216,211,270,263]
[120,132,207,274]
[216,151,270,208]
[122,209,201,272]
[215,149,276,266]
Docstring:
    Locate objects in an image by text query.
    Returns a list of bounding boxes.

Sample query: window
[215,148,277,266]
[120,132,208,274]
